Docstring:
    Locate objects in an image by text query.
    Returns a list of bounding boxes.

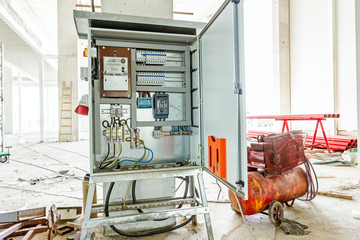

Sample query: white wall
[244,0,275,115]
[102,0,173,19]
[290,0,335,132]
[336,0,357,132]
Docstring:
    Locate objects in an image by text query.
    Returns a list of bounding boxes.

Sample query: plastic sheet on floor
[307,148,358,166]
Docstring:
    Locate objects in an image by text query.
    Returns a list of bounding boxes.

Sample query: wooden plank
[57,206,82,215]
[19,207,46,220]
[318,191,353,200]
[0,223,22,238]
[0,207,46,223]
[0,211,18,223]
[0,217,47,230]
[65,221,81,230]
[8,225,48,237]
[21,226,37,240]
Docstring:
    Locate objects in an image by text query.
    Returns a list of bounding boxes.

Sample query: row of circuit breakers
[101,48,171,120]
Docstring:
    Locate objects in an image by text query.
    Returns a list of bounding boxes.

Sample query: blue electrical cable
[120,148,154,164]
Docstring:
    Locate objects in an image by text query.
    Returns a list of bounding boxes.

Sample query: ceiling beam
[0,0,42,54]
[4,59,38,83]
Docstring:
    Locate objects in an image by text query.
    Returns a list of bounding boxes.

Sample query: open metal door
[199,0,248,199]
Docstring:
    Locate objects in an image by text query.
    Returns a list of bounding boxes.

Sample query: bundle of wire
[100,118,197,236]
[99,141,153,169]
[298,156,318,201]
[105,177,199,237]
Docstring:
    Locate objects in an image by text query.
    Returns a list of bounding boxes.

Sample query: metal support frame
[278,118,331,153]
[355,0,360,185]
[80,167,213,240]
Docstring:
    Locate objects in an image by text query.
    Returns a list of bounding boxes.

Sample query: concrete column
[57,0,79,141]
[355,0,360,184]
[39,57,45,142]
[18,72,22,137]
[334,0,357,135]
[273,0,291,114]
[3,67,14,134]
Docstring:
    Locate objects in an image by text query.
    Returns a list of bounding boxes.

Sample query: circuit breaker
[136,50,167,65]
[136,72,165,86]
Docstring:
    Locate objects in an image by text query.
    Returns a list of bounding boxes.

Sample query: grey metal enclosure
[73,0,247,239]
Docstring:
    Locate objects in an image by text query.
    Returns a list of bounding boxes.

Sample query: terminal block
[103,126,122,142]
[171,126,191,136]
[136,72,165,86]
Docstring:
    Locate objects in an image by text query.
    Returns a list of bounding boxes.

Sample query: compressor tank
[229,167,308,215]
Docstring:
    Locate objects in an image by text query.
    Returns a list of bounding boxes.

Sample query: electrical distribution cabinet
[74,0,247,239]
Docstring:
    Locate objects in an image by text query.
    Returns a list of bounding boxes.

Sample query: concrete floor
[1,134,360,240]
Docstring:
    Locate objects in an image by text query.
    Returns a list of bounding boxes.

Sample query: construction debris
[57,206,82,220]
[279,218,310,235]
[65,219,82,230]
[58,225,75,235]
[352,210,360,219]
[307,149,358,166]
[0,218,48,239]
[317,175,336,179]
[0,205,58,240]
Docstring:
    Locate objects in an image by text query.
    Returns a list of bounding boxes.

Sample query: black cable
[132,176,189,215]
[175,179,185,192]
[105,182,197,237]
[132,180,143,214]
[98,143,110,169]
[91,0,95,12]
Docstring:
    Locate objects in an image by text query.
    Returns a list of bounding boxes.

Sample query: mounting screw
[233,89,243,95]
[236,180,245,187]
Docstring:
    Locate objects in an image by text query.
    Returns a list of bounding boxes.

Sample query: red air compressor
[229,131,318,225]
